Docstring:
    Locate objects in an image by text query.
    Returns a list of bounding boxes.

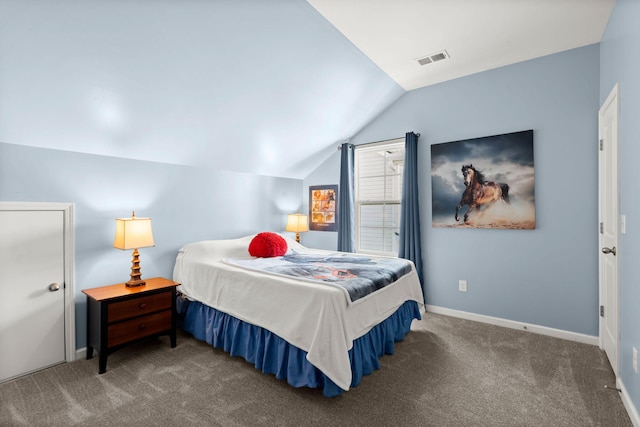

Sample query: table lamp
[285,213,309,243]
[113,211,155,287]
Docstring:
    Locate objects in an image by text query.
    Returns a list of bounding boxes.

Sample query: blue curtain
[399,132,423,285]
[337,143,355,252]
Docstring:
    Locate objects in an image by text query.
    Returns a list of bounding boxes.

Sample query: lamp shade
[113,214,155,250]
[285,213,309,233]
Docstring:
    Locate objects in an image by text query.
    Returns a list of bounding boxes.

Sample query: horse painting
[455,164,510,223]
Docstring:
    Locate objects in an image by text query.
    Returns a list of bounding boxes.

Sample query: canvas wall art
[431,130,535,229]
[309,185,338,231]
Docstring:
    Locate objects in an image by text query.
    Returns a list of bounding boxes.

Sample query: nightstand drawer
[108,310,172,347]
[108,291,172,323]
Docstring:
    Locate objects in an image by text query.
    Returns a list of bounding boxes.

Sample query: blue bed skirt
[176,296,421,397]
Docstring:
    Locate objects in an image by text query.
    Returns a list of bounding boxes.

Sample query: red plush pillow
[248,232,288,258]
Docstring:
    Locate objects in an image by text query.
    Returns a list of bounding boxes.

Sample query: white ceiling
[308,0,616,91]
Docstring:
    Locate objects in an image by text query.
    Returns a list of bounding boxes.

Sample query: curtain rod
[337,133,420,150]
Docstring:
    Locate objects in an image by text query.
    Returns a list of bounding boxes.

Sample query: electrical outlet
[633,347,638,373]
[458,280,468,292]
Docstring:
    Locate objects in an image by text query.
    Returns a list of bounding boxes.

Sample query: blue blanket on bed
[224,251,412,302]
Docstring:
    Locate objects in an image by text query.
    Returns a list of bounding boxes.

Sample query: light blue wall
[0,142,302,348]
[310,45,601,336]
[600,0,640,412]
[0,0,403,179]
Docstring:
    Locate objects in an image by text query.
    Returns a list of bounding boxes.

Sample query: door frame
[0,202,76,362]
[598,83,620,376]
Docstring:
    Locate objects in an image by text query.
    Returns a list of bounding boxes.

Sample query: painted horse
[455,164,510,223]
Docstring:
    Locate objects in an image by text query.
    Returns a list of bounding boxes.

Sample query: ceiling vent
[416,50,450,66]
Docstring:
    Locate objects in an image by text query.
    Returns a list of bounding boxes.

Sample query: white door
[598,83,620,376]
[0,206,73,382]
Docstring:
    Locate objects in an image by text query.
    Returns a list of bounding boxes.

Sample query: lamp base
[125,248,146,288]
[125,279,146,288]
[295,232,300,243]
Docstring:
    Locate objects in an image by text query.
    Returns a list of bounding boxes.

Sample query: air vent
[416,50,450,66]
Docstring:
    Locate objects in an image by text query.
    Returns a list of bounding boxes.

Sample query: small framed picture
[309,185,338,231]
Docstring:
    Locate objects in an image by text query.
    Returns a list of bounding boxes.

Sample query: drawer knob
[138,303,147,309]
[139,324,146,330]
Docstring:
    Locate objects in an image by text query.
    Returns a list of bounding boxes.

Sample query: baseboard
[618,379,640,427]
[425,305,599,346]
[75,347,87,361]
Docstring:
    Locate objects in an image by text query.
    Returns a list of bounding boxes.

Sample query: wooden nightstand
[82,277,180,374]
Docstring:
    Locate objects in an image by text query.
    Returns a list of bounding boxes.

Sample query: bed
[172,233,424,397]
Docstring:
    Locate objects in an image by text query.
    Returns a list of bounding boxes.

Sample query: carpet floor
[0,312,632,426]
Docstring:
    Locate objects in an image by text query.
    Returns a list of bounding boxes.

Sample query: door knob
[48,283,61,292]
[602,247,617,256]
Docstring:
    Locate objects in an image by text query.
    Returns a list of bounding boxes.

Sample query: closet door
[0,209,66,382]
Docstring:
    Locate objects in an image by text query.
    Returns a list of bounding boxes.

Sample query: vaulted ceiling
[0,0,614,179]
[308,0,615,91]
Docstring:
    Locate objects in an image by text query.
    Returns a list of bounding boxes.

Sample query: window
[354,139,405,256]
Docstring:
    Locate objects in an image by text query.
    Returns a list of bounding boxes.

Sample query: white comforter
[172,235,424,391]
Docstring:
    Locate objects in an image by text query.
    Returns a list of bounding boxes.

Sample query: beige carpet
[0,312,632,426]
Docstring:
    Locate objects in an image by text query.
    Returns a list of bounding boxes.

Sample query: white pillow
[178,233,306,261]
[178,235,254,261]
